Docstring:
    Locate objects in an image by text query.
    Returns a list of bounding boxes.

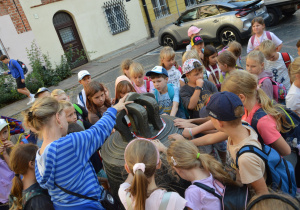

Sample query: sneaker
[27,97,35,105]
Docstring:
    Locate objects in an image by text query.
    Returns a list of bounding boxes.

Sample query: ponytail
[131,169,148,210]
[10,175,23,210]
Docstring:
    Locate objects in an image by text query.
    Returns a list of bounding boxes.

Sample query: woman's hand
[168,133,186,141]
[112,94,133,113]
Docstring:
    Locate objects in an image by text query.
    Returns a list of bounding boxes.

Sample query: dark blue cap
[206,91,244,121]
[146,66,168,77]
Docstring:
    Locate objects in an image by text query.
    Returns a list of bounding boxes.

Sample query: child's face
[79,75,91,88]
[132,74,144,87]
[152,77,168,92]
[64,107,77,124]
[246,58,264,75]
[56,94,70,102]
[218,62,227,72]
[119,86,132,99]
[194,43,204,53]
[123,68,130,78]
[209,53,218,66]
[162,57,175,70]
[252,22,265,35]
[186,69,204,84]
[1,58,9,64]
[210,117,223,132]
[297,47,300,56]
[265,52,279,61]
[0,126,9,143]
[92,90,106,107]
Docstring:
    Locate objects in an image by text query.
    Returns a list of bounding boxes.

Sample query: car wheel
[282,9,296,17]
[219,28,241,46]
[267,8,280,26]
[162,35,178,50]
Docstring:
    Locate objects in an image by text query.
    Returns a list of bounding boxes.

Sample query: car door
[195,5,223,41]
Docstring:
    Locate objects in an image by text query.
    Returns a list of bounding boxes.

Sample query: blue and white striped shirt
[35,108,117,208]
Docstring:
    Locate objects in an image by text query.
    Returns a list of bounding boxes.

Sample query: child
[166,139,236,210]
[23,96,130,209]
[146,66,180,117]
[120,59,133,79]
[9,144,54,210]
[34,87,51,99]
[247,17,282,53]
[51,89,91,129]
[186,26,202,51]
[206,91,268,195]
[115,79,136,104]
[118,138,186,210]
[129,62,154,93]
[160,47,182,88]
[191,36,205,61]
[77,70,91,109]
[86,81,111,124]
[218,50,238,83]
[60,100,85,129]
[0,55,35,105]
[286,57,300,116]
[297,40,300,56]
[180,59,218,119]
[259,40,293,91]
[0,119,14,210]
[246,50,274,100]
[219,41,242,67]
[203,45,223,90]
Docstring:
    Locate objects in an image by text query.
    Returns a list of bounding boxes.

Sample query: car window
[217,6,231,14]
[199,5,220,18]
[179,8,199,23]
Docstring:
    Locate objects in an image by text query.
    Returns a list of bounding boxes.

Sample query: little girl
[60,101,85,129]
[286,57,300,116]
[120,59,133,79]
[219,41,242,67]
[86,81,111,124]
[9,144,54,210]
[247,17,282,53]
[203,45,223,90]
[218,50,238,83]
[160,46,182,88]
[115,80,136,104]
[129,62,154,93]
[118,138,186,210]
[246,50,274,100]
[191,36,205,61]
[166,139,236,210]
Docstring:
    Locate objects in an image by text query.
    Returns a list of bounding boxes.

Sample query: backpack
[259,77,287,101]
[281,52,292,69]
[250,31,272,46]
[11,60,28,75]
[73,103,83,115]
[1,116,25,135]
[78,91,86,109]
[193,182,249,210]
[21,184,50,209]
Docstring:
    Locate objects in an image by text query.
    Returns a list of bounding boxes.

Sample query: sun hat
[192,36,204,46]
[78,70,91,81]
[182,59,202,78]
[0,119,9,131]
[146,66,168,77]
[188,26,202,37]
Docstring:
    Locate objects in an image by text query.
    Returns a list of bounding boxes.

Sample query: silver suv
[158,0,271,50]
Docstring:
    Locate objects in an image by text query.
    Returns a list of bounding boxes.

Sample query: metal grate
[103,0,130,35]
[185,0,197,7]
[151,0,170,19]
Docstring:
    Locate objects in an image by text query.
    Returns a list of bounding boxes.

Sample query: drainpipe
[141,0,155,38]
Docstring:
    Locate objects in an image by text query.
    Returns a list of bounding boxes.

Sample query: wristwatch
[195,86,203,91]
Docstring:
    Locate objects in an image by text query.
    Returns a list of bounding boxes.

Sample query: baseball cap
[188,26,202,37]
[206,91,244,121]
[182,59,202,78]
[78,70,91,81]
[0,119,9,131]
[146,66,168,77]
[192,36,204,46]
[35,87,50,98]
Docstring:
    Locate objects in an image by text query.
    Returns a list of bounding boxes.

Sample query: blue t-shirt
[156,87,180,115]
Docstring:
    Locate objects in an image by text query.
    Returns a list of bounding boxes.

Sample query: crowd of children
[1,16,300,210]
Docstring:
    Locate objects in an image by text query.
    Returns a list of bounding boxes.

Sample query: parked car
[158,0,271,50]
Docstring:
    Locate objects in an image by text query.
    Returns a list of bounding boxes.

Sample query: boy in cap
[77,70,91,109]
[35,87,51,99]
[206,91,268,195]
[191,35,205,60]
[146,66,181,117]
[186,26,202,51]
[180,59,217,119]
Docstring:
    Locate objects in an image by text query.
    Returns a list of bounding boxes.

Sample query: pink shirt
[185,174,223,210]
[242,103,281,145]
[0,159,14,203]
[133,81,154,94]
[118,182,186,210]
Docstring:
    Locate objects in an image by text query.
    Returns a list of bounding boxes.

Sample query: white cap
[0,119,9,131]
[78,70,91,81]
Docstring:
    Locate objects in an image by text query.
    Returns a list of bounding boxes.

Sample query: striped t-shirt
[35,107,117,207]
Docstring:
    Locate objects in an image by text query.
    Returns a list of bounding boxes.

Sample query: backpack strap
[193,182,223,201]
[281,52,291,69]
[158,192,172,210]
[258,77,269,85]
[236,145,268,169]
[55,183,98,201]
[266,31,272,40]
[250,108,268,144]
[251,35,255,46]
[78,91,86,109]
[73,104,83,115]
[144,80,151,93]
[167,83,175,101]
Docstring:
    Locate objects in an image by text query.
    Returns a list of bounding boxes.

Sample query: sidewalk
[0,37,160,118]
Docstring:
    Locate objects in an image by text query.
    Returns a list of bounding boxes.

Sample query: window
[185,0,197,7]
[199,5,219,18]
[151,0,170,19]
[103,0,130,35]
[179,8,199,23]
[217,6,231,14]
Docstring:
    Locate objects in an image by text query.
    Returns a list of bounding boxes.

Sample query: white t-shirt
[247,31,282,53]
[264,52,293,91]
[118,182,186,210]
[167,66,182,88]
[286,83,300,116]
[77,89,87,109]
[186,44,192,51]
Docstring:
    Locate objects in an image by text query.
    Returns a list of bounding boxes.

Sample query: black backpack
[12,60,28,75]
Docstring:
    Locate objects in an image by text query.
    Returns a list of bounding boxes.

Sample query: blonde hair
[288,57,300,83]
[246,50,264,64]
[167,140,236,186]
[259,40,277,58]
[51,89,66,98]
[60,100,73,109]
[129,62,145,77]
[159,46,175,68]
[125,139,158,210]
[120,59,133,73]
[218,51,237,68]
[23,97,64,137]
[221,70,292,133]
[182,49,201,64]
[228,41,242,58]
